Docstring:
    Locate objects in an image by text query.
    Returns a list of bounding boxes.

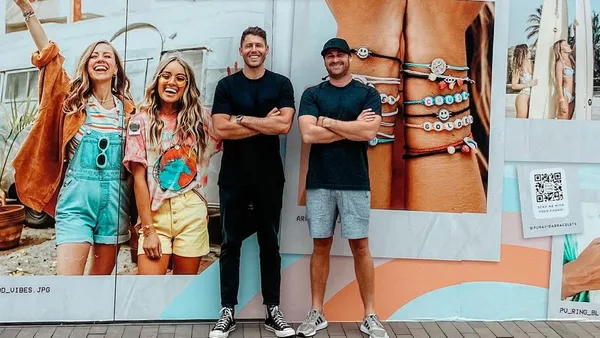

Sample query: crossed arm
[211,107,295,140]
[299,109,381,144]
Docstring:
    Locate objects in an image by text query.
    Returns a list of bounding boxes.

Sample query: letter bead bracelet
[405,115,474,132]
[404,91,470,107]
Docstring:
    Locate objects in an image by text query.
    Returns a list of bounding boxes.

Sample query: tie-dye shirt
[67,96,124,160]
[122,108,222,211]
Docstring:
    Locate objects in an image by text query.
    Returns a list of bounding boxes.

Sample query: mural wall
[0,0,599,323]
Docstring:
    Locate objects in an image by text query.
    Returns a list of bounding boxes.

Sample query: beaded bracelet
[403,135,478,159]
[404,58,469,74]
[23,10,36,21]
[403,106,470,122]
[368,132,395,147]
[404,91,470,107]
[381,93,401,105]
[405,115,474,132]
[352,46,403,64]
[403,69,474,90]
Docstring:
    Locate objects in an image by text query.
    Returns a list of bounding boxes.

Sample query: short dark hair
[240,26,267,47]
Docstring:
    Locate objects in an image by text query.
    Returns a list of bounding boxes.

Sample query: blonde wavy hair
[139,55,207,155]
[62,40,132,115]
[511,44,529,80]
[552,39,569,80]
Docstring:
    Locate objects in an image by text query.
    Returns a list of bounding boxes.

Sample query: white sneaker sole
[359,324,389,338]
[209,324,237,338]
[296,321,328,337]
[264,325,296,338]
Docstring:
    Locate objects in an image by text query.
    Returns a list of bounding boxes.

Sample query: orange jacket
[12,41,135,217]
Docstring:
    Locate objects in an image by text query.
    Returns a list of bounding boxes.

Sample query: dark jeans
[219,182,284,308]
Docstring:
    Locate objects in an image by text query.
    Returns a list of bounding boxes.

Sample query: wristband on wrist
[403,134,478,159]
[23,10,35,21]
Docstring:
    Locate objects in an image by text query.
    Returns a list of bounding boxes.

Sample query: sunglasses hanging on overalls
[97,137,109,169]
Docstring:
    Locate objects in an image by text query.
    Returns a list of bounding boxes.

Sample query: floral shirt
[122,108,221,211]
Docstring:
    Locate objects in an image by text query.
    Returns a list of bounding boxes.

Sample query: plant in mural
[526,5,543,49]
[0,92,39,194]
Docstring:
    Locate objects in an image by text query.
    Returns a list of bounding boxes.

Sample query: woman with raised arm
[11,0,136,275]
[123,55,221,275]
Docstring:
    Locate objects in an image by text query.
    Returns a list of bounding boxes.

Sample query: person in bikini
[553,20,578,120]
[510,44,538,118]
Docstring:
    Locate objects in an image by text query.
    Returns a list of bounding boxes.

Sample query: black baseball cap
[320,37,351,56]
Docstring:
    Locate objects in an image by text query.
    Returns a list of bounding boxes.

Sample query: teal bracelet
[404,91,470,107]
[404,57,469,74]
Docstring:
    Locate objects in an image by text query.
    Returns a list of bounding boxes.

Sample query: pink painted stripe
[501,212,551,251]
[238,256,391,319]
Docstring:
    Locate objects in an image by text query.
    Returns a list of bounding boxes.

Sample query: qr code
[534,172,564,203]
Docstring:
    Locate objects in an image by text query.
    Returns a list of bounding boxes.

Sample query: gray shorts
[305,189,371,239]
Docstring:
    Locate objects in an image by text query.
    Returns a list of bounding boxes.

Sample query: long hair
[466,2,495,191]
[62,40,132,115]
[552,39,568,81]
[512,44,529,79]
[139,55,207,156]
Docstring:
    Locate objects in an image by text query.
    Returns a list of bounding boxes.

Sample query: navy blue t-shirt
[212,69,295,186]
[298,79,382,191]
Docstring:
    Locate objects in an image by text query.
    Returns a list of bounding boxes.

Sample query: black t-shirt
[298,80,382,191]
[212,69,295,186]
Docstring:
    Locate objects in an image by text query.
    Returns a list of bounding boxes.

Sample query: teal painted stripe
[502,176,521,213]
[160,234,304,319]
[388,282,547,321]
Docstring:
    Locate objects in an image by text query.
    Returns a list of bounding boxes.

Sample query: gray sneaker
[360,314,388,338]
[296,309,328,337]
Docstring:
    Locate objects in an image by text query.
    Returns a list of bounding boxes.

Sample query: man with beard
[295,38,387,338]
[210,26,295,338]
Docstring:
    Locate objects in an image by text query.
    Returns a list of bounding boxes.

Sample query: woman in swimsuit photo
[510,44,538,118]
[553,20,578,120]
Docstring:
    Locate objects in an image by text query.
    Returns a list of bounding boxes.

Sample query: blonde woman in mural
[553,20,577,120]
[510,44,538,118]
[123,55,221,275]
[11,0,136,275]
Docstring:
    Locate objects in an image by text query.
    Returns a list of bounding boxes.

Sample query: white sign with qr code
[516,164,583,239]
[529,168,569,219]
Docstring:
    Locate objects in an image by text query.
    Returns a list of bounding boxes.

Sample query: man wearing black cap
[296,37,388,338]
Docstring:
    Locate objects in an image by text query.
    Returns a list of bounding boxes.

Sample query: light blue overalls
[54,99,131,246]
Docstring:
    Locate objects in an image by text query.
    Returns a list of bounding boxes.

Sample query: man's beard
[326,64,349,79]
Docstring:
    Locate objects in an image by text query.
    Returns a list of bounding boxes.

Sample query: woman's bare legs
[56,243,91,275]
[172,256,202,275]
[88,244,119,275]
[324,0,406,209]
[403,0,486,213]
[515,93,530,119]
[137,254,171,275]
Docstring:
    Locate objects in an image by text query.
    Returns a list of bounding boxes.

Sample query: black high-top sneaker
[264,305,295,337]
[209,307,236,338]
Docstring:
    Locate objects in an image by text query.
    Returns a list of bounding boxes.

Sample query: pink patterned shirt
[123,109,222,211]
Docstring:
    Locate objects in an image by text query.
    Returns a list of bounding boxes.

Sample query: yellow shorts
[138,190,210,258]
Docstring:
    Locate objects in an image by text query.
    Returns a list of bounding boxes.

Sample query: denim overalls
[54,99,131,246]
